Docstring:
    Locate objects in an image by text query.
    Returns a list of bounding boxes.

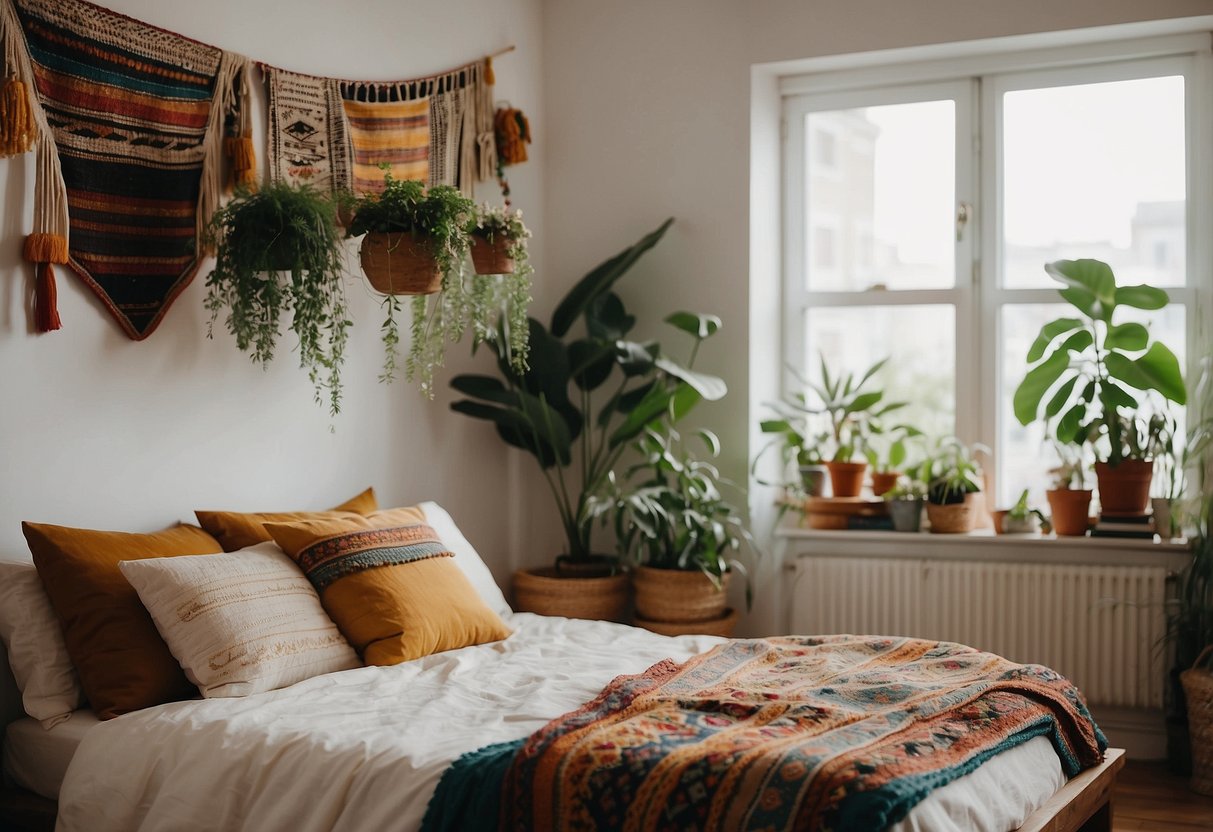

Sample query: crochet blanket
[8,0,246,338]
[423,635,1106,832]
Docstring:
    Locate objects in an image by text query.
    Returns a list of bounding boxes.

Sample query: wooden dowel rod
[488,45,516,59]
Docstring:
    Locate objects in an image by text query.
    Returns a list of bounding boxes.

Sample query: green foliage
[203,182,350,416]
[882,478,927,501]
[1013,259,1186,464]
[449,219,728,566]
[916,437,987,505]
[347,175,473,277]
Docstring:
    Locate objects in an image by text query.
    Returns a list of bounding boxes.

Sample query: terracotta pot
[825,460,867,498]
[512,567,629,622]
[798,464,828,497]
[870,471,901,497]
[469,234,515,275]
[1095,459,1154,515]
[1047,489,1093,537]
[633,566,731,623]
[360,231,442,295]
[635,608,739,637]
[926,501,974,534]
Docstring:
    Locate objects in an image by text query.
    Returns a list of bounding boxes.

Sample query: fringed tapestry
[0,0,248,337]
[265,58,495,197]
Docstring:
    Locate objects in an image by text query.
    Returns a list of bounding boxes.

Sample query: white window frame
[779,31,1213,503]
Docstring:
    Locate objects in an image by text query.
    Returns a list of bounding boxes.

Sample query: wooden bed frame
[0,748,1126,832]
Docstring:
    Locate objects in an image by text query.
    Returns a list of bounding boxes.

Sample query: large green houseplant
[449,219,726,618]
[204,182,350,416]
[1013,259,1186,513]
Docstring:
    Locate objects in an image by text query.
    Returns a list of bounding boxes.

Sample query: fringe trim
[225,135,256,190]
[197,50,249,251]
[0,77,33,156]
[24,233,67,333]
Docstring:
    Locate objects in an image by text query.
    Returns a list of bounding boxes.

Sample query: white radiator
[788,557,1169,709]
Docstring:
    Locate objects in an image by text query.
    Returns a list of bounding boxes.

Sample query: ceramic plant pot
[1047,489,1093,537]
[825,460,867,498]
[798,464,828,497]
[870,471,901,497]
[1095,459,1153,515]
[887,498,924,533]
[469,234,515,275]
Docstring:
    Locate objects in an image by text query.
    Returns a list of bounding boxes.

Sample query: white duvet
[56,614,1064,832]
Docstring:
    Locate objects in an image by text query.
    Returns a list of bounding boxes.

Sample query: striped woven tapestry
[5,0,246,338]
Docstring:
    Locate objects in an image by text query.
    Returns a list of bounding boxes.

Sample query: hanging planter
[359,231,442,295]
[469,235,514,275]
[468,204,531,276]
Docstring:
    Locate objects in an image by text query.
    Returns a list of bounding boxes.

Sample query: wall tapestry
[264,57,495,196]
[0,0,249,337]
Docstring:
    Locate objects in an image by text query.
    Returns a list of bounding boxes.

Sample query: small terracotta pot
[1095,459,1153,515]
[1047,489,1093,537]
[469,234,515,275]
[926,501,974,534]
[825,460,867,498]
[870,471,901,497]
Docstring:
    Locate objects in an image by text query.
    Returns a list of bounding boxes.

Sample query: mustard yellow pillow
[265,507,511,665]
[195,486,378,552]
[21,521,223,719]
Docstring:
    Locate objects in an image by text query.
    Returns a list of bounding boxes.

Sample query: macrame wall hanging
[263,55,496,197]
[0,0,250,338]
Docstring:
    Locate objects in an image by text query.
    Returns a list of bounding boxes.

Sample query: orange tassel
[494,107,530,166]
[484,57,494,86]
[0,79,36,157]
[224,135,257,191]
[25,233,68,333]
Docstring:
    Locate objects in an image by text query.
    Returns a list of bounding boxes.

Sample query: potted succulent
[883,478,926,533]
[918,438,987,534]
[997,489,1050,535]
[449,219,726,620]
[468,203,530,275]
[204,182,350,416]
[347,174,530,396]
[1013,259,1186,515]
[1047,444,1094,537]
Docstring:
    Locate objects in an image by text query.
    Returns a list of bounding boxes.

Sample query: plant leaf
[1026,319,1083,363]
[1106,343,1187,404]
[654,357,727,400]
[1115,284,1169,311]
[1104,322,1149,352]
[1043,376,1078,419]
[1046,259,1116,316]
[609,383,675,446]
[1055,403,1086,444]
[665,311,721,340]
[585,292,636,340]
[550,218,674,337]
[1013,348,1071,425]
[567,339,614,391]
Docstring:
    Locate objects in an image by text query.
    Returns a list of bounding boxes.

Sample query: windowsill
[775,522,1193,569]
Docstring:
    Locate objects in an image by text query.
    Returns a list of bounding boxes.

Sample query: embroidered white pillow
[0,560,85,727]
[119,543,359,698]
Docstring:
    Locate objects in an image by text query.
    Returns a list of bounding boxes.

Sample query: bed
[0,500,1124,832]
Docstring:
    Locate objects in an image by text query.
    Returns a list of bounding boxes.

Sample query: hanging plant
[347,174,531,396]
[468,204,533,368]
[203,182,351,416]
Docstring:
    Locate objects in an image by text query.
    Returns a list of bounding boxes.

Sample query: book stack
[1091,512,1154,540]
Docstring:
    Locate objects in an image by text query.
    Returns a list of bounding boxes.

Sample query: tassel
[494,108,530,166]
[0,79,35,157]
[25,233,68,333]
[484,56,494,86]
[224,135,257,191]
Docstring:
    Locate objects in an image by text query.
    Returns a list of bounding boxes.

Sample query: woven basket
[359,231,441,295]
[633,567,731,623]
[926,501,973,534]
[469,235,515,275]
[1181,645,1213,795]
[512,568,630,622]
[635,608,740,638]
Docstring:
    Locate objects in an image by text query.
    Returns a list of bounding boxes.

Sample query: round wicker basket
[511,568,629,622]
[633,567,731,623]
[469,235,515,275]
[926,501,974,534]
[635,608,740,638]
[1181,645,1213,795]
[359,231,441,295]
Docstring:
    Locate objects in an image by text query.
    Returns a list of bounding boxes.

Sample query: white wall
[540,0,1213,635]
[0,0,545,592]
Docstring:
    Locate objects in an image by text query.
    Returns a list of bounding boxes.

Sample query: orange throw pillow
[195,486,378,552]
[21,521,223,719]
[265,507,511,666]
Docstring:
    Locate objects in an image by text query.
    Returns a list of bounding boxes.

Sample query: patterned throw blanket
[423,636,1106,832]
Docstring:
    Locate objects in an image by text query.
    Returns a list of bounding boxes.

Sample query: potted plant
[449,219,726,620]
[347,174,530,396]
[996,489,1050,535]
[204,182,351,416]
[755,407,829,497]
[918,438,986,534]
[1047,444,1094,537]
[593,425,755,637]
[865,423,923,497]
[1013,259,1187,515]
[468,204,530,275]
[883,478,926,533]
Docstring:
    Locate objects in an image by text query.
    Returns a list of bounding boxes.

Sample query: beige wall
[541,0,1213,632]
[0,0,545,590]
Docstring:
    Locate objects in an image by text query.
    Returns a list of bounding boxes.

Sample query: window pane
[805,100,955,291]
[1002,76,1186,289]
[998,304,1187,507]
[805,305,955,445]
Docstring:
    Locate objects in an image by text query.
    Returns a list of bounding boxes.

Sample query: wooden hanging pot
[469,234,515,275]
[360,231,442,295]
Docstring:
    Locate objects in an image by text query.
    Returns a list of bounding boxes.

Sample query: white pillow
[119,543,360,698]
[0,560,84,728]
[420,502,512,618]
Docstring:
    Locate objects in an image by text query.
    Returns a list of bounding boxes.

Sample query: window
[781,36,1210,505]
